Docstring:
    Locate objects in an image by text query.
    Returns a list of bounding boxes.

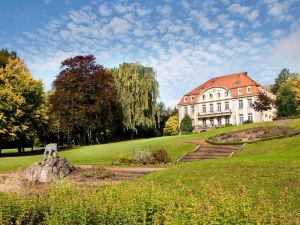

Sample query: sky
[1,0,300,107]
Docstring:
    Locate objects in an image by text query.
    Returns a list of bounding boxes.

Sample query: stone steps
[178,143,243,163]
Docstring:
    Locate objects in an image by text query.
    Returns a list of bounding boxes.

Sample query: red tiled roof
[179,72,260,105]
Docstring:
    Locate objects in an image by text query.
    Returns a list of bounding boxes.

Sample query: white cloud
[99,4,112,17]
[270,28,300,71]
[156,5,172,15]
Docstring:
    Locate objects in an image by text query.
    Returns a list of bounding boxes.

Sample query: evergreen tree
[180,114,193,135]
[275,85,299,118]
[271,68,295,94]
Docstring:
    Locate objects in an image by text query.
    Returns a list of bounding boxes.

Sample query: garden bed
[206,126,300,145]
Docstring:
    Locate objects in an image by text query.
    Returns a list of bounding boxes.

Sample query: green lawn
[1,119,300,223]
[0,120,282,173]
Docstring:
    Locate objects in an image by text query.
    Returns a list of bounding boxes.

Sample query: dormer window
[184,96,188,102]
[191,96,194,102]
[202,95,205,100]
[209,93,213,99]
[247,86,252,93]
[225,91,229,97]
[238,88,243,95]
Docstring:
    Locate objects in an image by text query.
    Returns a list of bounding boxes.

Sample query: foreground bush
[180,114,193,135]
[117,148,170,165]
[0,182,299,224]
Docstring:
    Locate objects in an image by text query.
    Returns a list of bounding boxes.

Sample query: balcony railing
[198,109,232,117]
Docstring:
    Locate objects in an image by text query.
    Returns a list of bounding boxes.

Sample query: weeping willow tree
[112,63,160,138]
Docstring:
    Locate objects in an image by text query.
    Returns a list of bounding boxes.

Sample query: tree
[0,58,48,152]
[0,49,17,68]
[163,115,179,136]
[252,89,275,113]
[50,55,117,145]
[275,85,298,118]
[286,75,300,111]
[180,114,193,135]
[271,68,295,94]
[112,63,160,138]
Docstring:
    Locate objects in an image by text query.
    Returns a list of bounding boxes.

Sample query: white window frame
[225,91,229,97]
[239,114,244,124]
[247,86,252,93]
[209,104,214,113]
[238,88,243,95]
[239,100,243,109]
[202,95,206,101]
[217,103,221,112]
[209,93,213,99]
[247,98,253,108]
[191,105,194,114]
[248,113,253,121]
[184,96,188,102]
[217,92,221,98]
[184,106,188,114]
[202,104,206,113]
[225,101,229,110]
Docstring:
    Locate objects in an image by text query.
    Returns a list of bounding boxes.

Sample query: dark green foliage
[243,120,253,124]
[275,85,299,118]
[180,114,193,134]
[271,68,294,94]
[0,48,17,68]
[152,148,171,163]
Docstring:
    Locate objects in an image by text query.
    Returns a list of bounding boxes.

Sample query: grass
[1,118,300,223]
[0,119,297,174]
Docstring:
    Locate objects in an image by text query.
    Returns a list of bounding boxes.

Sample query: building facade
[178,72,276,130]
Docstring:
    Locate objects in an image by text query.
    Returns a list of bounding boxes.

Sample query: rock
[25,143,75,183]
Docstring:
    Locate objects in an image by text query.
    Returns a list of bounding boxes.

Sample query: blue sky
[1,0,300,106]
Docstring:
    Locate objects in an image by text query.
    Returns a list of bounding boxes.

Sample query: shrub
[133,150,154,165]
[163,115,179,136]
[180,114,193,135]
[152,149,171,164]
[118,153,133,164]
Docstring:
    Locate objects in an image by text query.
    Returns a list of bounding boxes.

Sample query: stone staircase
[178,142,243,163]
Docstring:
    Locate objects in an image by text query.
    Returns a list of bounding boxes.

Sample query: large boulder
[25,143,75,183]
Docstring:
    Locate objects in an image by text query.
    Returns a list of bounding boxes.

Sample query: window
[247,86,252,93]
[248,113,253,121]
[239,114,244,124]
[217,92,221,98]
[247,98,253,107]
[184,106,188,114]
[209,93,213,99]
[238,88,243,95]
[210,104,213,113]
[225,117,230,124]
[210,118,214,126]
[217,103,221,112]
[191,96,194,102]
[202,104,206,113]
[239,100,243,109]
[184,96,188,102]
[191,105,194,114]
[218,118,222,125]
[225,91,229,97]
[202,95,206,101]
[225,101,229,110]
[203,119,206,126]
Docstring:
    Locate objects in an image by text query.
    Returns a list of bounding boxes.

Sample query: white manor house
[178,72,276,130]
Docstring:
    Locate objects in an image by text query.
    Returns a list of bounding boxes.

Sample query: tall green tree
[0,58,48,151]
[271,68,295,94]
[112,63,159,138]
[180,114,193,135]
[275,85,299,118]
[50,55,118,145]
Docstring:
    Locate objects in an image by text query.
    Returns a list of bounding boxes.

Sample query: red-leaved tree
[50,55,120,145]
